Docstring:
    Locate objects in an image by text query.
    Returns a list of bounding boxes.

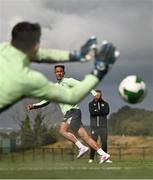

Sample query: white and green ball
[118,75,147,104]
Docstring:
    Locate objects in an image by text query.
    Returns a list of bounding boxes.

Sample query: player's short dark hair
[54,65,65,71]
[96,89,102,93]
[11,21,41,52]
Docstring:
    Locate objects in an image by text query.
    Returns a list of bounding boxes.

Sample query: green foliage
[20,113,57,149]
[20,115,34,149]
[108,106,153,136]
[33,113,45,147]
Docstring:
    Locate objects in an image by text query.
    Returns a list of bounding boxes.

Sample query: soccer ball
[118,75,147,104]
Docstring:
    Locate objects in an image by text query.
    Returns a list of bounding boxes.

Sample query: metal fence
[0,146,153,162]
[109,146,153,161]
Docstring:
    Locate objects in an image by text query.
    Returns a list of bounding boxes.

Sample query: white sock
[97,148,107,156]
[75,140,85,149]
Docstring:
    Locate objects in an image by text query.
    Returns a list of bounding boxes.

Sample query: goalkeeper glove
[92,40,120,80]
[69,36,97,62]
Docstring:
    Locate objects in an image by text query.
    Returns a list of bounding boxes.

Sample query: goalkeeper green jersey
[0,43,98,111]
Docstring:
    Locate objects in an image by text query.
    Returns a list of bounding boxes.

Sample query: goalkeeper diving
[0,21,119,113]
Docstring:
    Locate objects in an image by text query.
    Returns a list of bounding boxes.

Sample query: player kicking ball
[27,65,110,163]
[26,41,119,163]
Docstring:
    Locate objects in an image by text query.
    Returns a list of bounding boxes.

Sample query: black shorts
[63,109,83,133]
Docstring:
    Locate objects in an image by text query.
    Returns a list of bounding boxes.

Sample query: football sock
[97,148,107,156]
[75,140,86,149]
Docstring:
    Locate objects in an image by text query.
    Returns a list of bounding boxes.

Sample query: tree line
[108,106,153,136]
[19,113,58,149]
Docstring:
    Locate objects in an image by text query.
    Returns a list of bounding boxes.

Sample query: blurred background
[0,0,152,129]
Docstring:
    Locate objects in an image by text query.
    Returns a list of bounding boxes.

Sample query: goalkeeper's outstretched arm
[26,40,119,105]
[26,73,99,106]
[33,36,97,63]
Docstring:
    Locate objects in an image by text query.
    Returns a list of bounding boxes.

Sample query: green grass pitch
[0,159,153,179]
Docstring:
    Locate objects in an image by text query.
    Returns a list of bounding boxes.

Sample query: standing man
[88,90,112,163]
[27,65,111,163]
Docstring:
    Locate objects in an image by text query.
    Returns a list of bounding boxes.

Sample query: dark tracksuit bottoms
[89,99,110,160]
